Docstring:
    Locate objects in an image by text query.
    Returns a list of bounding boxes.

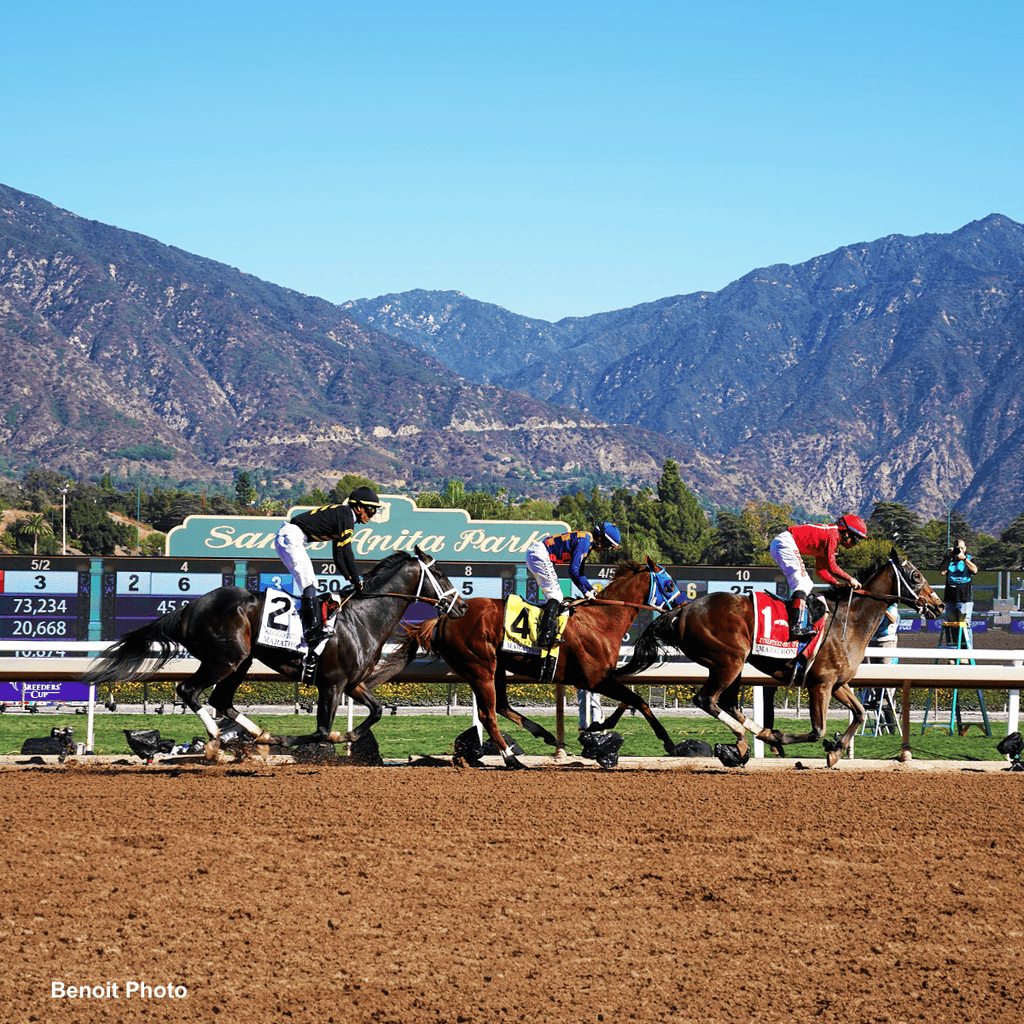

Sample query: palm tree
[18,513,54,555]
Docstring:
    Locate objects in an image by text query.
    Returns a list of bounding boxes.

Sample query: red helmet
[837,514,867,539]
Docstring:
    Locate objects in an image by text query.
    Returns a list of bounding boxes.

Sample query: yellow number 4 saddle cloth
[501,595,569,657]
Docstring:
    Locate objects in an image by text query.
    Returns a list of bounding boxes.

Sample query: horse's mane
[820,554,895,603]
[610,560,646,581]
[362,550,414,585]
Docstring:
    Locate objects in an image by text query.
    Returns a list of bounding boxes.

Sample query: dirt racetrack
[2,759,1022,1024]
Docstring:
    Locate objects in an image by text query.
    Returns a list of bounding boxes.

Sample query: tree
[332,474,380,502]
[234,471,257,510]
[648,460,711,563]
[140,533,166,557]
[979,511,1024,569]
[741,501,794,555]
[705,511,757,565]
[867,502,924,559]
[66,496,134,555]
[16,513,54,555]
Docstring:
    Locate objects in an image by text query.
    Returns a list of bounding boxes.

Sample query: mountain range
[2,181,1022,532]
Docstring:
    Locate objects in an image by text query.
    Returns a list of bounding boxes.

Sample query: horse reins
[835,557,927,641]
[337,559,460,614]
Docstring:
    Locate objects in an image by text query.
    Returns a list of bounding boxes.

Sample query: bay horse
[368,557,685,768]
[81,547,465,753]
[607,547,943,767]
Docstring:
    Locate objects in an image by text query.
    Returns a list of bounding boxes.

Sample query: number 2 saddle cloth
[751,591,825,660]
[257,587,341,652]
[501,595,570,655]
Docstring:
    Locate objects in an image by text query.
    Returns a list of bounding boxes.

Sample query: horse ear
[645,555,663,572]
[414,544,433,565]
[889,545,900,561]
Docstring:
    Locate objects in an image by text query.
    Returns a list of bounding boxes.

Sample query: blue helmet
[592,522,621,549]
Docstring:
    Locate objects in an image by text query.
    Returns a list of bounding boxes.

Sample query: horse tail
[365,619,439,693]
[614,614,672,677]
[80,607,189,685]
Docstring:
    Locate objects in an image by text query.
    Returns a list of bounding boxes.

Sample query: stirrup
[303,623,331,646]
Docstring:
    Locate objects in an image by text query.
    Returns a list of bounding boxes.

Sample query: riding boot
[300,585,329,646]
[790,656,807,688]
[537,598,562,650]
[788,592,815,643]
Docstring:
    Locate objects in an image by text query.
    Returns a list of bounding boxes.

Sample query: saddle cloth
[257,587,339,651]
[751,591,824,659]
[501,595,569,655]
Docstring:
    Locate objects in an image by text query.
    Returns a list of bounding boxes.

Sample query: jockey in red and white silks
[769,514,866,641]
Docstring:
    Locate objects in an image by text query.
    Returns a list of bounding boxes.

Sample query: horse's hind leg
[493,664,559,751]
[692,666,750,758]
[718,680,785,755]
[206,658,272,742]
[583,701,628,733]
[592,677,678,756]
[176,662,245,741]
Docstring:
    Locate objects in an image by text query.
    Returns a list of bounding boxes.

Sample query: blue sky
[6,1,1022,323]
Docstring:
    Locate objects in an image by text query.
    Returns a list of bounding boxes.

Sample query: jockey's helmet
[837,514,867,540]
[592,521,622,549]
[349,486,382,516]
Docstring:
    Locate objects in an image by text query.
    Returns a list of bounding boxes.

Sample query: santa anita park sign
[166,494,568,562]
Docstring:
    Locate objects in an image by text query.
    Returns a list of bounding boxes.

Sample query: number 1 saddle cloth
[751,591,825,660]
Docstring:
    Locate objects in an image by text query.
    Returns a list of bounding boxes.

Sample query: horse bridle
[412,556,461,616]
[851,556,932,616]
[888,556,934,616]
[356,555,460,615]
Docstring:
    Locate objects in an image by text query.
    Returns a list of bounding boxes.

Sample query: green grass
[0,709,1010,762]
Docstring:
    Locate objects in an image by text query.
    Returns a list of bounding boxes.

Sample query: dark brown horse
[369,558,685,768]
[607,548,943,768]
[81,548,466,753]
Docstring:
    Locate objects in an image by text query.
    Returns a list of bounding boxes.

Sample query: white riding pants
[769,531,814,599]
[525,539,564,603]
[274,522,317,592]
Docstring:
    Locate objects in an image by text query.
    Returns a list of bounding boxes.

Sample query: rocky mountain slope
[343,216,1024,531]
[0,183,720,503]
[3,181,1022,530]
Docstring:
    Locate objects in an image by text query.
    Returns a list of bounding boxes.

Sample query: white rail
[2,642,1021,762]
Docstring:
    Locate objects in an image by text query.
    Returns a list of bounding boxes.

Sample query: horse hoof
[714,743,750,768]
[503,756,532,770]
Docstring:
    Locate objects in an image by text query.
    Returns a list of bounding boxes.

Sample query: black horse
[81,547,466,753]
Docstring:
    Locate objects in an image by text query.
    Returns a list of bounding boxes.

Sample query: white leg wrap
[197,707,220,737]
[716,709,746,733]
[744,719,764,734]
[233,713,263,737]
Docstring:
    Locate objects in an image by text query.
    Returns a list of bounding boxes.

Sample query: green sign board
[166,494,568,562]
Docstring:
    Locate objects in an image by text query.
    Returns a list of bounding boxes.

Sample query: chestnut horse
[607,548,943,768]
[369,558,685,768]
[81,548,465,753]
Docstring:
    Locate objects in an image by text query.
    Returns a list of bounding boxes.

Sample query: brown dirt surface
[2,760,1021,1024]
